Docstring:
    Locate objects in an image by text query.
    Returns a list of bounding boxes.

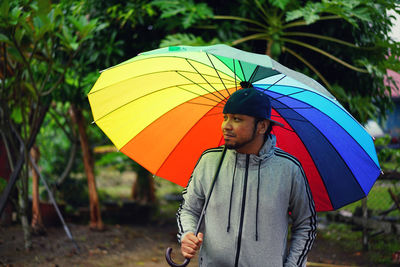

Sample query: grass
[153,176,183,199]
[320,221,400,265]
[95,167,136,200]
[152,177,184,222]
[95,169,183,223]
[340,180,400,217]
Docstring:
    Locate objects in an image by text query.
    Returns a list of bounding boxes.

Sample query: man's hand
[181,232,204,259]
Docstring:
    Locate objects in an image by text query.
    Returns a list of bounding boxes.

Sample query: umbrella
[88,44,381,212]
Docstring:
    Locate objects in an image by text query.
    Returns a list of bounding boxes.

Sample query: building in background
[383,68,400,141]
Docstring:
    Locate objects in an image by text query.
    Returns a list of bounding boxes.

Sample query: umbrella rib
[271,100,335,206]
[258,75,287,93]
[276,90,379,170]
[203,110,226,117]
[185,101,224,108]
[200,54,242,98]
[202,55,246,104]
[189,109,226,119]
[177,70,226,102]
[88,69,232,96]
[270,88,378,166]
[248,65,259,84]
[233,59,238,91]
[185,59,226,100]
[176,86,225,105]
[92,82,224,123]
[271,114,308,123]
[205,53,229,93]
[274,89,309,100]
[272,92,373,205]
[272,123,296,133]
[268,83,367,135]
[256,78,337,102]
[156,97,227,178]
[238,61,247,82]
[274,107,314,110]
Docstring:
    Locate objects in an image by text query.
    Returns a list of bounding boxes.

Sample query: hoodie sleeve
[284,165,317,267]
[176,158,206,243]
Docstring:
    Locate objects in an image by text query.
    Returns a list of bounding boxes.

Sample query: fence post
[362,198,368,251]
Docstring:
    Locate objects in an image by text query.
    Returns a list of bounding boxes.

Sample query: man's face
[221,113,260,153]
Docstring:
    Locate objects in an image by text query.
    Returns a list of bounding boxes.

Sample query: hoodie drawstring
[227,154,238,233]
[255,161,261,241]
[227,155,262,241]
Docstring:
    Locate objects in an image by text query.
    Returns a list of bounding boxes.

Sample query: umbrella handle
[165,247,190,267]
[165,147,226,267]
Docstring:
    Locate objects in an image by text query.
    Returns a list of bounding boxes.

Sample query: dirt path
[0,222,382,267]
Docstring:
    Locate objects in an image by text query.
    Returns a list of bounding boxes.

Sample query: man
[177,88,317,266]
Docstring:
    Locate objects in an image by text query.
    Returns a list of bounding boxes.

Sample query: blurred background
[0,0,399,266]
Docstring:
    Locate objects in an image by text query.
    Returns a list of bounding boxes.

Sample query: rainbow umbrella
[88,44,381,212]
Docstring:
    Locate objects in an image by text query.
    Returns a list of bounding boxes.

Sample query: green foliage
[0,0,99,133]
[151,0,213,29]
[56,177,89,207]
[55,0,158,108]
[268,0,292,10]
[331,84,378,122]
[106,1,156,28]
[375,134,393,147]
[160,33,221,47]
[36,103,76,181]
[0,0,99,231]
[376,135,400,172]
[0,177,7,194]
[321,222,400,264]
[285,0,374,26]
[96,152,133,173]
[156,0,399,124]
[53,1,116,106]
[341,180,400,217]
[32,0,163,198]
[323,222,362,244]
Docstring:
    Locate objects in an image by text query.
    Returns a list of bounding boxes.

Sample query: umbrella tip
[240,81,253,88]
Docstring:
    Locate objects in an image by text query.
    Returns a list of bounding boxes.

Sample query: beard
[224,130,257,150]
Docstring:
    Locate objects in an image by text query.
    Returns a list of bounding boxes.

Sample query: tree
[79,0,162,206]
[69,104,104,230]
[131,166,156,204]
[151,0,222,47]
[29,145,45,234]
[49,0,110,231]
[152,0,400,123]
[27,0,164,229]
[0,0,97,248]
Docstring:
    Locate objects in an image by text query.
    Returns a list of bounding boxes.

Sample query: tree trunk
[20,150,32,250]
[362,198,368,251]
[0,140,13,225]
[30,145,45,235]
[131,165,155,204]
[69,105,103,230]
[266,41,272,56]
[19,190,32,250]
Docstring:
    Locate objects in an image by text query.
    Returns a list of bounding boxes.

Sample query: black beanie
[223,88,283,126]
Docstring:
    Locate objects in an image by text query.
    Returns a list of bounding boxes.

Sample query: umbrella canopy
[88,44,381,212]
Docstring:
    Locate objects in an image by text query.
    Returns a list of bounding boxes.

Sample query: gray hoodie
[177,135,317,267]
